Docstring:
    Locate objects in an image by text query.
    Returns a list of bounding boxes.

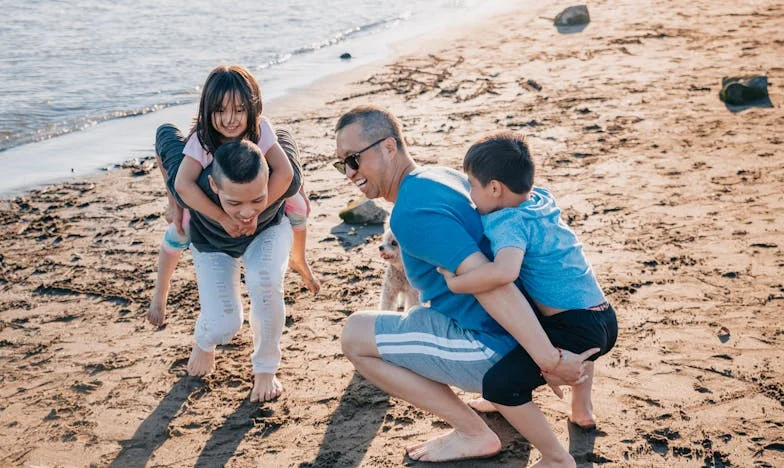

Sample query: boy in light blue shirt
[440,131,618,432]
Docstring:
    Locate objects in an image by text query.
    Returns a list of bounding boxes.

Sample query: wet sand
[1,0,782,466]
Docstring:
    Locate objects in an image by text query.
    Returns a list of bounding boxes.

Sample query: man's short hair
[335,105,405,152]
[463,132,534,194]
[212,140,269,186]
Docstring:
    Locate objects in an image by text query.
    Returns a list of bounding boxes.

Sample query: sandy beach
[1,0,783,466]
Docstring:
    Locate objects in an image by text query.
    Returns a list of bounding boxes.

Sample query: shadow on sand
[300,372,390,467]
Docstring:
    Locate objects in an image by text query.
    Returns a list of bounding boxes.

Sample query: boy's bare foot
[406,429,501,462]
[289,258,321,295]
[147,291,167,327]
[531,454,577,468]
[251,373,283,402]
[467,397,498,413]
[187,344,215,376]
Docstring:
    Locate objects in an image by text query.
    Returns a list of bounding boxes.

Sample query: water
[0,0,513,196]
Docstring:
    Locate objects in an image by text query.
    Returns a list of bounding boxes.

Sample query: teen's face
[212,173,268,226]
[211,92,249,141]
[467,173,497,215]
[335,122,390,200]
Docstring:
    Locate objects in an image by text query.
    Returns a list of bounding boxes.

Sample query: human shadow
[109,374,203,468]
[193,399,269,467]
[329,222,384,251]
[301,372,390,467]
[568,421,602,467]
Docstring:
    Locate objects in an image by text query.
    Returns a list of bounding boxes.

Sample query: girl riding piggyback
[148,65,320,326]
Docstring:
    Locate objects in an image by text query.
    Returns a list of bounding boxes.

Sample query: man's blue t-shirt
[482,186,605,310]
[390,166,518,355]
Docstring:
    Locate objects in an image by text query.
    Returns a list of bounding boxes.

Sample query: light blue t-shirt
[482,186,605,310]
[390,166,518,355]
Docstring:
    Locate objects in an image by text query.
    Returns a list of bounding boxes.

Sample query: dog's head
[378,229,402,265]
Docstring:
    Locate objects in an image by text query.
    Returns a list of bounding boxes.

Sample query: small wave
[0,100,194,153]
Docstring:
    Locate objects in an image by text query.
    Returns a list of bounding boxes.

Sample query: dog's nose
[378,245,384,252]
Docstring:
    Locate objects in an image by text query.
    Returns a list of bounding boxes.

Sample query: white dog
[378,229,420,311]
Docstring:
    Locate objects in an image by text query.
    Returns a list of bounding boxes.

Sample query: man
[154,124,301,403]
[335,106,597,464]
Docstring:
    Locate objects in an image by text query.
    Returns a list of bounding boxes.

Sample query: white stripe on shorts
[377,344,491,362]
[376,332,495,360]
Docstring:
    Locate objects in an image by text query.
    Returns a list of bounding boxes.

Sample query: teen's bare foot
[187,344,215,376]
[406,429,501,462]
[531,455,577,468]
[251,373,283,402]
[467,397,498,413]
[289,258,321,294]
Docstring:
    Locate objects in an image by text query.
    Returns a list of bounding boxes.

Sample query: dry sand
[1,0,782,466]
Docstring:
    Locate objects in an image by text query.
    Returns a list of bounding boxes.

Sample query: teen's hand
[436,267,458,292]
[239,217,258,236]
[218,214,244,238]
[547,348,599,386]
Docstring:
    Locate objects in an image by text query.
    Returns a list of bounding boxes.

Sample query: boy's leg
[188,244,244,376]
[242,218,293,402]
[343,307,502,462]
[569,361,595,429]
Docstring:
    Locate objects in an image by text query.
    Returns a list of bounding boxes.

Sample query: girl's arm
[174,157,242,237]
[439,247,524,294]
[264,142,295,203]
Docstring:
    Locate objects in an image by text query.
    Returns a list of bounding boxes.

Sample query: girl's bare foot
[187,344,215,376]
[147,287,167,327]
[251,373,283,402]
[406,429,501,462]
[289,258,321,294]
[467,397,498,413]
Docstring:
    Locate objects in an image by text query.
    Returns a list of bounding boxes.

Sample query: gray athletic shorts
[374,306,502,393]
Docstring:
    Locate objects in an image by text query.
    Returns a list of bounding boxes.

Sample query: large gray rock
[719,75,769,105]
[338,198,389,225]
[554,5,590,26]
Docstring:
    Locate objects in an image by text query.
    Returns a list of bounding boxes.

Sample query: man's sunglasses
[333,137,393,174]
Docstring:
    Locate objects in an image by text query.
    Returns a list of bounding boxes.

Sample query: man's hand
[165,200,185,236]
[436,267,458,292]
[546,348,600,386]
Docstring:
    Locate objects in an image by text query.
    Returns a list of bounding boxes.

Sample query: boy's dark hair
[193,65,262,154]
[212,140,268,187]
[335,105,405,152]
[463,132,534,194]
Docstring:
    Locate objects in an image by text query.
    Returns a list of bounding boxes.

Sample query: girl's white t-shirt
[182,116,277,169]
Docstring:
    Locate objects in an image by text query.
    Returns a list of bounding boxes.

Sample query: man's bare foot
[289,258,321,294]
[251,373,283,402]
[187,344,215,376]
[406,429,501,462]
[467,397,498,413]
[147,287,168,327]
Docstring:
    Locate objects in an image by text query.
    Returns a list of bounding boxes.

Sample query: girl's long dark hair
[190,65,261,154]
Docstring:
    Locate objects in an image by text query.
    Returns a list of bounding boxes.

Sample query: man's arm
[456,251,597,383]
[441,247,523,294]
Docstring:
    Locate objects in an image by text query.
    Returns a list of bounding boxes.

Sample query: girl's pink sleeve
[257,117,278,155]
[183,134,212,168]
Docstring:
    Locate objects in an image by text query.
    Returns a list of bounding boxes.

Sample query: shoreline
[0,0,514,200]
[1,0,783,466]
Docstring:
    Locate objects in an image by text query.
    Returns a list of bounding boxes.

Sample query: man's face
[335,122,388,200]
[209,172,268,227]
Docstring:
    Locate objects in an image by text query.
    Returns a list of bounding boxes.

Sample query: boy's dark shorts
[482,303,618,406]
